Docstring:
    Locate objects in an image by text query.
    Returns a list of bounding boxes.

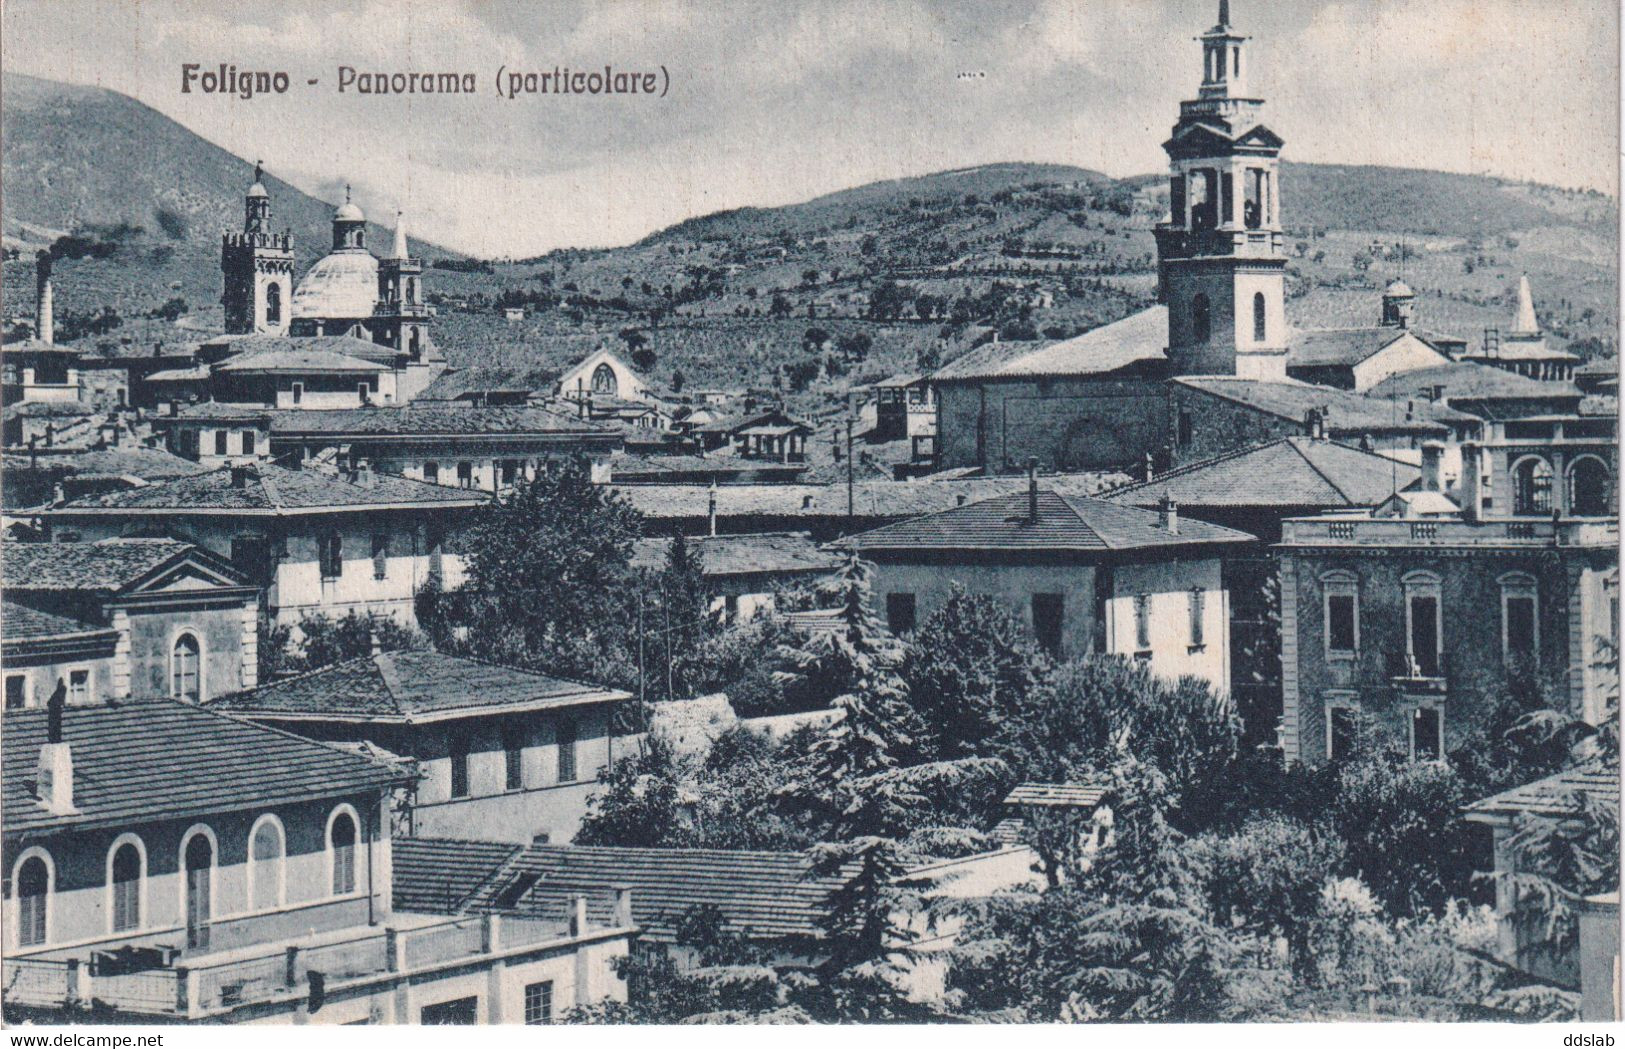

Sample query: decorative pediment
[121,549,254,597]
[1234,124,1285,150]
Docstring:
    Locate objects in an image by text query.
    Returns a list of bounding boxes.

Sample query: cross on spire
[254,159,263,183]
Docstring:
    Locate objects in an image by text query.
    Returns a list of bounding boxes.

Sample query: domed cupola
[332,185,367,251]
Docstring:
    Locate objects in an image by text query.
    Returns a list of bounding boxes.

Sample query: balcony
[1385,650,1448,696]
[1281,516,1619,550]
[2,908,605,1021]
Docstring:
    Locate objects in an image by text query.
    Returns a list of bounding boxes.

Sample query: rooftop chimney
[801,494,815,510]
[1420,442,1444,493]
[369,628,382,657]
[352,458,375,487]
[707,481,718,537]
[231,464,253,489]
[37,681,75,816]
[1159,495,1180,535]
[43,423,54,448]
[1144,451,1155,482]
[956,492,968,506]
[37,277,54,347]
[169,398,182,418]
[1026,456,1039,525]
[1304,408,1326,440]
[1458,442,1483,522]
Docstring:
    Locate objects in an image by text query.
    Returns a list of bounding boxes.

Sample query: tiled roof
[266,405,613,437]
[169,402,275,421]
[2,697,409,834]
[1364,363,1581,403]
[1173,376,1467,431]
[211,650,629,723]
[609,454,806,479]
[1003,781,1109,809]
[392,837,523,915]
[2,401,98,421]
[629,533,843,577]
[201,333,398,365]
[934,305,1167,381]
[1104,437,1420,510]
[1580,394,1617,419]
[874,372,926,389]
[1464,761,1620,821]
[466,843,852,942]
[2,447,210,483]
[1463,341,1581,364]
[216,348,388,374]
[41,463,485,514]
[1,538,213,593]
[0,599,115,643]
[1289,327,1411,368]
[613,474,1121,521]
[145,366,213,382]
[845,490,1256,553]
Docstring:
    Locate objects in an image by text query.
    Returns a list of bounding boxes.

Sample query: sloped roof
[1003,781,1109,809]
[267,405,613,437]
[466,843,851,942]
[1173,376,1466,431]
[1464,761,1620,822]
[200,333,399,365]
[168,402,275,422]
[1365,362,1582,403]
[2,447,210,483]
[2,697,410,835]
[1,538,237,594]
[392,837,524,915]
[845,489,1255,553]
[211,650,629,723]
[934,306,1167,381]
[1288,326,1450,368]
[2,401,98,421]
[613,474,1122,522]
[629,533,842,577]
[216,348,388,374]
[0,599,115,644]
[145,366,213,382]
[40,463,485,514]
[1104,437,1420,510]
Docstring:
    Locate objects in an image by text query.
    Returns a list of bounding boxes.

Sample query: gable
[1351,333,1456,391]
[121,550,253,597]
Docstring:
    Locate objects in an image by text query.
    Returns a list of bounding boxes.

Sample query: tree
[900,587,1046,760]
[654,531,718,700]
[420,459,643,685]
[670,368,686,393]
[631,345,658,372]
[803,327,831,354]
[836,331,872,363]
[769,292,793,318]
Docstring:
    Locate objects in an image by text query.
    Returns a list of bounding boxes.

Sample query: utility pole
[846,392,855,525]
[663,577,673,701]
[636,595,647,740]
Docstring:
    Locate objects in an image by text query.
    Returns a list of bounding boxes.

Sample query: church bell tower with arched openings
[221,162,294,336]
[1154,0,1288,380]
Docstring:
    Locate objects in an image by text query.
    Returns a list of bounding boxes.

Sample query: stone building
[1277,440,1618,764]
[2,539,259,709]
[0,698,632,1024]
[209,651,631,845]
[845,468,1254,689]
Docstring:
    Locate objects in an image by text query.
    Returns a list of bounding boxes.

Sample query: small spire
[345,183,352,203]
[1513,274,1538,334]
[254,159,263,184]
[391,211,408,260]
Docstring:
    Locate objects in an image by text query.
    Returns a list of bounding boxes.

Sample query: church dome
[291,250,379,320]
[1384,279,1414,297]
[247,181,269,199]
[335,200,365,222]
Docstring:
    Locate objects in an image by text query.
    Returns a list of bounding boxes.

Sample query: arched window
[1569,456,1613,517]
[329,808,358,896]
[406,277,418,304]
[265,283,282,325]
[1252,292,1267,342]
[16,853,50,948]
[183,831,214,950]
[1512,457,1554,516]
[249,816,285,911]
[1192,294,1211,344]
[171,633,201,702]
[110,839,143,932]
[590,362,618,396]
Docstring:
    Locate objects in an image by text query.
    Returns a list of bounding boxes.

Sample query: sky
[2,0,1617,257]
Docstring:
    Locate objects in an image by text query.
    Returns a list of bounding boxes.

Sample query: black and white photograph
[0,0,1619,1031]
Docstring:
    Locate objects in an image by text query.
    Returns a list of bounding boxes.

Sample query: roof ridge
[372,652,411,717]
[1290,438,1362,504]
[1104,437,1295,494]
[159,694,415,782]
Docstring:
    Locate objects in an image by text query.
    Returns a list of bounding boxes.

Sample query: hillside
[2,73,1615,407]
[0,72,456,332]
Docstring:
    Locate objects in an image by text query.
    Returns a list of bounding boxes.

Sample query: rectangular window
[557,720,578,783]
[1133,594,1152,653]
[500,460,520,486]
[885,593,917,636]
[457,462,474,488]
[320,533,343,580]
[503,726,524,791]
[1504,594,1536,662]
[1188,588,1206,648]
[1408,594,1440,678]
[420,998,477,1025]
[423,461,439,485]
[241,431,255,456]
[5,674,27,710]
[1328,705,1358,762]
[1326,593,1357,655]
[113,872,139,933]
[357,381,371,401]
[449,736,470,799]
[214,430,228,456]
[1412,706,1443,762]
[372,534,390,581]
[1177,409,1193,448]
[67,668,90,705]
[524,981,554,1025]
[1033,593,1065,657]
[291,382,303,405]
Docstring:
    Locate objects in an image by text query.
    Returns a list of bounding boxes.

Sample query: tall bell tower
[221,162,294,336]
[374,212,430,361]
[1154,0,1288,380]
